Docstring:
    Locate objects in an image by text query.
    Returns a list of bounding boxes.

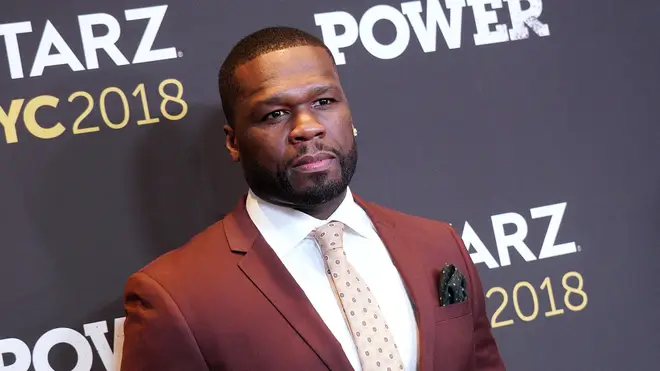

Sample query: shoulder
[132,217,232,284]
[359,196,470,267]
[359,196,456,239]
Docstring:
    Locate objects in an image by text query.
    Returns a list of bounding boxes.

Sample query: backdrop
[1,0,659,370]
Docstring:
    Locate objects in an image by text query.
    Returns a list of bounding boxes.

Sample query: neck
[253,188,348,220]
[292,190,347,220]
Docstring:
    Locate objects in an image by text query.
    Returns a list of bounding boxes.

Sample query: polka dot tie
[314,221,405,371]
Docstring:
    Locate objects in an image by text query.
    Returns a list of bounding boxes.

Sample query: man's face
[225,46,357,207]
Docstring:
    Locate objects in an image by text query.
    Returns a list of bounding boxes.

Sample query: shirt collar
[245,187,379,258]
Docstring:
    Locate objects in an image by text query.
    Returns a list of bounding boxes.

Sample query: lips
[291,152,336,168]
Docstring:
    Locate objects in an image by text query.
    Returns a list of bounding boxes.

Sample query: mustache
[285,142,342,167]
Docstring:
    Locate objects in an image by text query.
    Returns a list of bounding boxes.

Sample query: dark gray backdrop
[1,0,658,370]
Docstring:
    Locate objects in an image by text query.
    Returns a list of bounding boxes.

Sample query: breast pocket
[433,300,474,370]
[434,299,470,322]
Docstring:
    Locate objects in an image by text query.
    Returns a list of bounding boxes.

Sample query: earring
[353,126,358,137]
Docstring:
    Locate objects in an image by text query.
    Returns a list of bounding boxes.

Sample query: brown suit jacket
[121,195,506,371]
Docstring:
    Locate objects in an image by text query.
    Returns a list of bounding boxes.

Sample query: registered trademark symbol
[177,50,184,58]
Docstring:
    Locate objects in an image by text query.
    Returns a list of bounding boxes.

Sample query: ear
[224,124,240,162]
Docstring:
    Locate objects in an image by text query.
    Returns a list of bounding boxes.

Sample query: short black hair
[218,26,335,126]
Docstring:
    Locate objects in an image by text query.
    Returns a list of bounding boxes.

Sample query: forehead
[234,46,339,100]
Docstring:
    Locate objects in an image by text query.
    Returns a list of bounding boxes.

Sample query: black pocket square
[438,263,468,306]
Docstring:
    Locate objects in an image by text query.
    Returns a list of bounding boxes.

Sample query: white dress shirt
[245,188,419,371]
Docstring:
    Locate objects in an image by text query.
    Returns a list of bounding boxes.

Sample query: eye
[261,110,287,121]
[313,98,335,107]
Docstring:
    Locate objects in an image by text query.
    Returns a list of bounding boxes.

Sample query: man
[121,26,505,371]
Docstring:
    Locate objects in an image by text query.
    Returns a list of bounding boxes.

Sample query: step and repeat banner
[1,0,659,370]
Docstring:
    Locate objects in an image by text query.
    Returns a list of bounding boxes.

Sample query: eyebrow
[254,84,338,107]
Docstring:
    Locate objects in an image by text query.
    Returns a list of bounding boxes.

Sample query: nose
[289,111,325,143]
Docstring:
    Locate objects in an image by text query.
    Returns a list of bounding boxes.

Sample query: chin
[287,179,347,205]
[290,174,338,192]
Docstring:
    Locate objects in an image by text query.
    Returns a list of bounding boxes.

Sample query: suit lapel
[224,197,353,371]
[354,196,436,371]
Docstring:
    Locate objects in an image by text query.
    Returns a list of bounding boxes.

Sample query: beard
[242,139,358,207]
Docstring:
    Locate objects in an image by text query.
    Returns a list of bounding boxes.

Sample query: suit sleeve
[121,271,209,371]
[447,225,507,371]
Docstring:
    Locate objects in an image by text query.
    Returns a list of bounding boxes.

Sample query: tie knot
[313,221,345,253]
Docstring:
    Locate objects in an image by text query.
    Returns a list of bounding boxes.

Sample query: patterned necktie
[313,221,405,371]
